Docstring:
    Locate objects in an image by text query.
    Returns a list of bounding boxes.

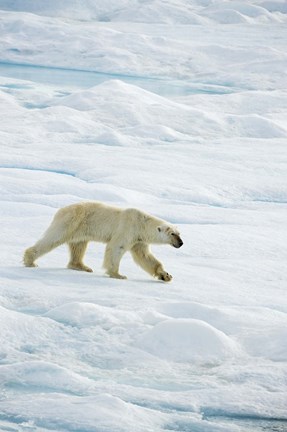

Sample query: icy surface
[0,1,287,431]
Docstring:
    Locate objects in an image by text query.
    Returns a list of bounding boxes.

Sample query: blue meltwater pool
[0,61,236,97]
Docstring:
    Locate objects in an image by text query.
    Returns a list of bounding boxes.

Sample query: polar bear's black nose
[173,236,183,248]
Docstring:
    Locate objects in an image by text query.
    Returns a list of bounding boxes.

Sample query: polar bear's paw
[157,271,173,282]
[23,247,38,267]
[107,272,127,280]
[25,262,38,268]
[68,263,93,273]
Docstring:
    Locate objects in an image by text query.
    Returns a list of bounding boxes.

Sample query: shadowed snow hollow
[137,318,240,363]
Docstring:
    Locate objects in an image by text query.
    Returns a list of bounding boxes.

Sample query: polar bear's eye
[171,233,175,236]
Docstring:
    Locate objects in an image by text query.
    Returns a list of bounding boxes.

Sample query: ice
[1,1,287,431]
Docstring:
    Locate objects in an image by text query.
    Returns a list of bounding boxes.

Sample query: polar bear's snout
[172,234,183,248]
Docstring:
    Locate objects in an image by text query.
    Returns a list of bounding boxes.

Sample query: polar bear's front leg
[131,243,172,282]
[103,241,127,279]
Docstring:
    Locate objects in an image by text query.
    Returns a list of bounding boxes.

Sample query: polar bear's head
[157,225,183,248]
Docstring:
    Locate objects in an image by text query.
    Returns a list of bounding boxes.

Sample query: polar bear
[23,201,183,281]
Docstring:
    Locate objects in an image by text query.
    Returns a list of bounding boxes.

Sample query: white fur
[23,201,183,281]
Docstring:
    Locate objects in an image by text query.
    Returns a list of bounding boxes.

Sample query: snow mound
[0,0,202,23]
[52,80,221,137]
[226,113,287,138]
[0,0,286,23]
[46,302,137,329]
[157,301,237,332]
[124,124,183,142]
[94,129,133,146]
[202,2,277,23]
[261,0,287,13]
[0,393,166,432]
[52,79,173,111]
[0,304,59,347]
[0,361,93,394]
[137,319,240,363]
[50,80,287,139]
[158,301,224,320]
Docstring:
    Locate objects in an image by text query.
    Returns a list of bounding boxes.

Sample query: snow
[0,1,287,431]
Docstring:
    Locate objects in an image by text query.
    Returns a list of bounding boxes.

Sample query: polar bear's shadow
[15,266,163,287]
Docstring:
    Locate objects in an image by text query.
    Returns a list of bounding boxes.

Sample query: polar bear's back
[55,201,143,243]
[54,201,122,243]
[51,201,165,245]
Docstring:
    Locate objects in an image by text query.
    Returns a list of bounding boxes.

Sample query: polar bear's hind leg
[67,241,93,272]
[23,211,73,267]
[23,246,38,267]
[23,237,65,267]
